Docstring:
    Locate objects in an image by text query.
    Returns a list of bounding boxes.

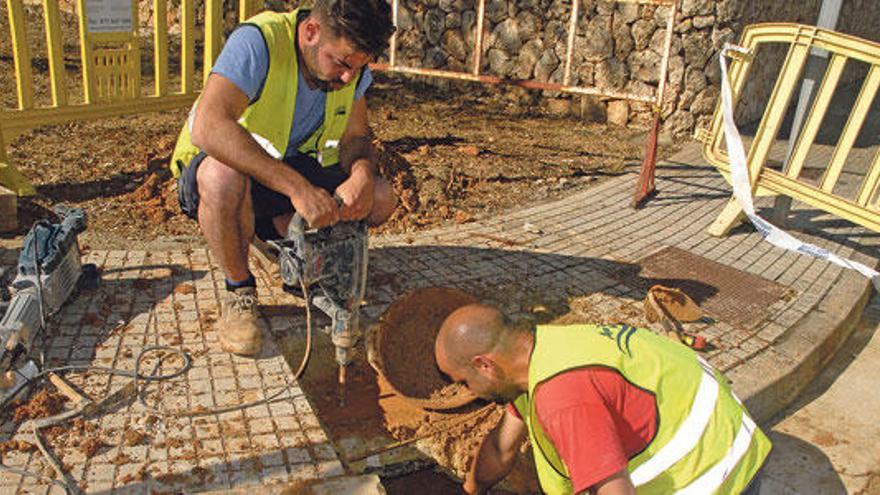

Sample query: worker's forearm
[192,117,310,198]
[470,429,518,490]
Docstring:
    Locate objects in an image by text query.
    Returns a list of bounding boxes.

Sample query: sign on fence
[86,0,133,33]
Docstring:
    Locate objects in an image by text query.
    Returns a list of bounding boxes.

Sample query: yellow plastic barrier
[0,0,263,196]
[697,23,880,236]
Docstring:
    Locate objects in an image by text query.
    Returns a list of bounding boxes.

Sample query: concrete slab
[762,295,880,494]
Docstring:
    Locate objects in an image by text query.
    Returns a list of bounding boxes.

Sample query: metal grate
[626,246,792,330]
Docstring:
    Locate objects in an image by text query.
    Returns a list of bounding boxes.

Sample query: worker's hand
[463,473,487,495]
[290,184,340,229]
[336,166,375,221]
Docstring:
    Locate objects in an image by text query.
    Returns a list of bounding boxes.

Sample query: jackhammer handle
[287,212,308,237]
[286,195,345,236]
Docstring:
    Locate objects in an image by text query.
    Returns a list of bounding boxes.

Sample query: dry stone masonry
[146,0,880,138]
[371,0,880,139]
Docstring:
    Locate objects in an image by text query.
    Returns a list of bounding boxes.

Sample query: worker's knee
[368,178,398,226]
[196,157,249,209]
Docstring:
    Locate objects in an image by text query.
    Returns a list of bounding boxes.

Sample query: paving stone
[285,447,312,464]
[248,418,275,435]
[288,462,319,481]
[312,442,338,461]
[316,460,345,477]
[85,463,115,482]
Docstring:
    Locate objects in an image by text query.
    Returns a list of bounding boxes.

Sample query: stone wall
[87,0,880,138]
[375,0,880,139]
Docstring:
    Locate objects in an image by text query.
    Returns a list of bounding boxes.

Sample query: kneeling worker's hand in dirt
[336,166,375,222]
[290,184,340,229]
[463,473,488,495]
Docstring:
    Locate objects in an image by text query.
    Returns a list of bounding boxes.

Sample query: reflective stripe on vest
[677,413,758,495]
[630,367,719,486]
[169,9,358,177]
[519,324,771,494]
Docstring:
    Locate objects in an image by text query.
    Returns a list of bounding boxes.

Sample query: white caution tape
[719,44,880,290]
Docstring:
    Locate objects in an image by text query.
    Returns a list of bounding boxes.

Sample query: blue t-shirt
[211,25,373,159]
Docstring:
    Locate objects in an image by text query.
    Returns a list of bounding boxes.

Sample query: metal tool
[0,207,91,408]
[268,213,369,405]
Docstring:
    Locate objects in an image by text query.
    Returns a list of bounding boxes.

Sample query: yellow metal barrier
[0,0,266,196]
[698,23,880,236]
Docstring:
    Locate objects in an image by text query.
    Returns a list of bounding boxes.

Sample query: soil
[382,468,515,495]
[9,389,68,424]
[0,439,36,455]
[0,3,661,250]
[375,287,479,407]
[122,429,149,446]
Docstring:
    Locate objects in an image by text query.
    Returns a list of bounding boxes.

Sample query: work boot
[220,286,263,356]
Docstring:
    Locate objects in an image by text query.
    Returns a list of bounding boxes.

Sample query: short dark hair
[312,0,395,58]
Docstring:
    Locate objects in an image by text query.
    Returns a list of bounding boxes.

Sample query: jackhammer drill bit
[338,365,347,407]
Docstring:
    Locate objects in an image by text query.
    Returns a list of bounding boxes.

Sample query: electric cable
[0,277,317,493]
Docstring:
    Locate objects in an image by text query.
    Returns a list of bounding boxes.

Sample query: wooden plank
[0,184,17,232]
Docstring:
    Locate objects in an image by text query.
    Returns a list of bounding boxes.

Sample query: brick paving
[0,142,877,492]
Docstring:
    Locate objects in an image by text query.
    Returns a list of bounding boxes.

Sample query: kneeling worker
[435,304,770,495]
[169,1,397,357]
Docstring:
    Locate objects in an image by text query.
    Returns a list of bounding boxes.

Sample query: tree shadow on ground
[32,153,171,204]
[716,204,880,262]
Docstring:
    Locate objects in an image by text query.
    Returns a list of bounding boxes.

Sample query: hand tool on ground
[644,284,709,351]
[269,211,369,406]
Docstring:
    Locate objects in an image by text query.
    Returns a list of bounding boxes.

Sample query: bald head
[436,304,509,368]
[435,303,533,402]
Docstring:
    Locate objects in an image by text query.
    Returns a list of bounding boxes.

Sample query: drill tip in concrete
[337,365,347,407]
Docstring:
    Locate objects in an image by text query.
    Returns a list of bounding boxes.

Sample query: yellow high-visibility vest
[513,324,771,494]
[170,9,358,177]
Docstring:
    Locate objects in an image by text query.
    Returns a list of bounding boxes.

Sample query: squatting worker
[169,1,396,357]
[435,304,771,495]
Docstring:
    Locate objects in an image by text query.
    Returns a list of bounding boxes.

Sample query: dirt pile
[375,139,420,227]
[124,135,180,225]
[10,388,68,423]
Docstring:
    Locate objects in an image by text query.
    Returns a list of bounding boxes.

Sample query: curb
[733,264,873,424]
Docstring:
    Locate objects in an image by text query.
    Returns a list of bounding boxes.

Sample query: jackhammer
[0,207,92,408]
[268,213,368,405]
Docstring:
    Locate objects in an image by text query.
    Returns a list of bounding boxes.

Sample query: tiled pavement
[0,142,877,493]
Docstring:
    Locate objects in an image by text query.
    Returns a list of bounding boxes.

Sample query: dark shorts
[177,152,348,240]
